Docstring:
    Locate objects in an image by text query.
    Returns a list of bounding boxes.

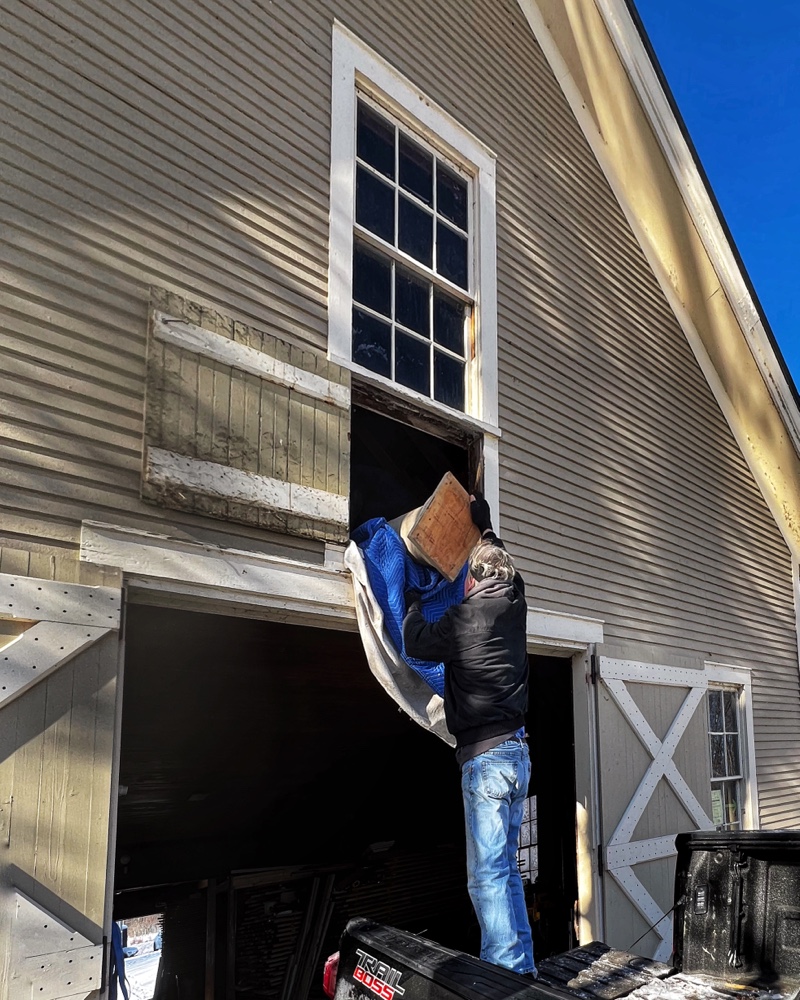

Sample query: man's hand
[404,589,421,612]
[469,492,493,534]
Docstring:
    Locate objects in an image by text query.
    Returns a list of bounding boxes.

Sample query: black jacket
[402,542,528,747]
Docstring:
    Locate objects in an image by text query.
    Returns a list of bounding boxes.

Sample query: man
[402,495,535,978]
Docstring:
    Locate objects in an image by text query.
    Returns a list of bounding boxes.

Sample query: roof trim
[598,0,800,449]
[515,0,800,560]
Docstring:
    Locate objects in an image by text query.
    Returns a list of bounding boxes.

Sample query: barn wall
[0,0,797,827]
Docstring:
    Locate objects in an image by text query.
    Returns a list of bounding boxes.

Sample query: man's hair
[468,541,516,583]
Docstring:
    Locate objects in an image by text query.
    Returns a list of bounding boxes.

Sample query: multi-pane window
[351,99,473,412]
[707,687,743,831]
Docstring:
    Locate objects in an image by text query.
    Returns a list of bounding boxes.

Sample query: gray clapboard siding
[0,0,798,827]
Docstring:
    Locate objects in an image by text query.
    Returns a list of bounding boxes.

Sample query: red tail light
[323,952,340,999]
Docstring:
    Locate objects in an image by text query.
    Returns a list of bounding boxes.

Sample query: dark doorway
[115,605,474,1000]
[349,403,473,529]
[526,655,579,959]
[116,606,465,884]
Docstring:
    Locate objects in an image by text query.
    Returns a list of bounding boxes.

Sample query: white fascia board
[527,606,603,651]
[80,522,355,626]
[80,521,603,650]
[593,0,800,457]
[514,0,800,565]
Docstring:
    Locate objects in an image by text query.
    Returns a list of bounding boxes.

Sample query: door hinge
[590,652,599,685]
[597,843,605,876]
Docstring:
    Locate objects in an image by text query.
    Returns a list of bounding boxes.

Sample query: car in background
[154,932,162,951]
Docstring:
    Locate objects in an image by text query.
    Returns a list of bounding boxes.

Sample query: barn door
[595,657,713,961]
[0,574,122,1000]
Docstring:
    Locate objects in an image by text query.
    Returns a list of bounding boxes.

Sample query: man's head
[467,541,516,587]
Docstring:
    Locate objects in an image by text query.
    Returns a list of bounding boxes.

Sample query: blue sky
[633,0,800,390]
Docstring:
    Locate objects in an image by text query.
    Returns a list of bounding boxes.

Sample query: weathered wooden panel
[0,631,119,996]
[142,290,351,541]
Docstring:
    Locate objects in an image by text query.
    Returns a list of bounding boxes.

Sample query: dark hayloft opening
[349,403,473,529]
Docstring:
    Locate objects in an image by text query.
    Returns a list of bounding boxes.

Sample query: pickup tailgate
[333,919,677,1000]
[333,918,566,1000]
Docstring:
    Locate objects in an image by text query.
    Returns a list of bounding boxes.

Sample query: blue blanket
[352,517,467,697]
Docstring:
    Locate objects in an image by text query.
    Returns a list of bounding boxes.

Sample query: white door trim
[705,661,760,830]
[80,521,604,652]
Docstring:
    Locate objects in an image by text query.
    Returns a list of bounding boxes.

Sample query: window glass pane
[356,166,395,244]
[433,291,465,355]
[399,134,433,205]
[710,734,726,778]
[398,196,433,266]
[436,222,468,288]
[708,690,723,732]
[395,330,430,395]
[723,781,741,828]
[723,691,738,732]
[434,350,465,411]
[437,164,468,231]
[726,735,741,776]
[352,308,391,378]
[396,268,429,336]
[353,245,391,316]
[357,103,395,179]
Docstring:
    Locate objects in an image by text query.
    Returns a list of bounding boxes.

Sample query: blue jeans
[461,738,535,975]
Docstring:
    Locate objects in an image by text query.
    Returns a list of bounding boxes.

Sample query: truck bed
[333,919,799,1000]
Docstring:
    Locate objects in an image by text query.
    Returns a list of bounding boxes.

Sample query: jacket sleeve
[479,529,526,597]
[402,604,456,662]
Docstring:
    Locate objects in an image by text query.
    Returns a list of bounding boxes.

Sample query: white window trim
[704,661,760,830]
[328,22,499,436]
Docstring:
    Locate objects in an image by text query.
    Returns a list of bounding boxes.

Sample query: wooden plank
[143,449,347,524]
[195,357,216,462]
[153,314,349,408]
[0,695,19,992]
[6,680,47,902]
[314,401,328,495]
[158,343,183,456]
[0,576,121,627]
[34,659,75,911]
[0,549,31,578]
[270,341,291,537]
[0,624,114,711]
[86,634,118,927]
[178,348,199,461]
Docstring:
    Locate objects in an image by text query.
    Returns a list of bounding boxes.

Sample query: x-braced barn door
[595,657,713,961]
[0,574,122,1000]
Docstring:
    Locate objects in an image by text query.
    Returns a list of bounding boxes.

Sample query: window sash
[355,93,476,297]
[707,683,745,831]
[329,22,500,435]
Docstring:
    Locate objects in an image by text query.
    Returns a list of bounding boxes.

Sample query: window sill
[330,353,502,439]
